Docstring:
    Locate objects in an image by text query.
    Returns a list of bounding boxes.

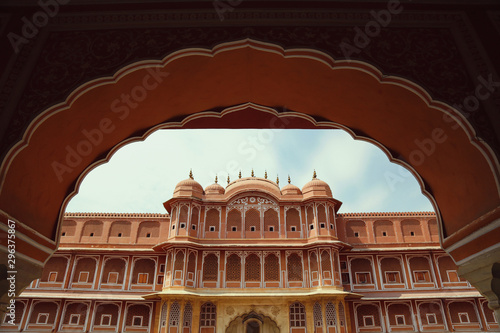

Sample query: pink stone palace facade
[2,173,498,332]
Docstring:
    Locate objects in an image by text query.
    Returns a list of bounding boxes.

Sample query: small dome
[205,182,225,195]
[281,183,302,195]
[225,177,281,198]
[302,172,332,198]
[173,171,204,198]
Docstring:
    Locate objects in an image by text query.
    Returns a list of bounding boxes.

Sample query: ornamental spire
[215,175,218,184]
[276,175,279,185]
[189,169,194,179]
[251,169,255,177]
[227,175,230,185]
[239,170,242,179]
[288,175,291,184]
[264,170,268,179]
[312,169,317,179]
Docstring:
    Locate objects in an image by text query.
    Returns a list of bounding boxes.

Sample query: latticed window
[191,207,199,225]
[174,251,184,272]
[264,209,279,231]
[160,303,167,327]
[205,209,220,232]
[310,252,318,272]
[287,253,303,281]
[183,302,192,327]
[245,209,260,231]
[314,302,323,328]
[317,205,327,223]
[264,253,280,281]
[339,302,346,327]
[179,206,189,223]
[200,302,216,327]
[203,254,218,281]
[245,254,261,281]
[307,206,314,227]
[226,254,241,281]
[321,250,332,272]
[357,304,381,327]
[227,209,242,232]
[126,304,149,327]
[171,207,177,222]
[289,302,306,327]
[187,252,196,276]
[326,302,337,327]
[286,208,301,231]
[169,301,180,327]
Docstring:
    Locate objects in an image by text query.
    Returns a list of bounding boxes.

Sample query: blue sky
[65,129,434,214]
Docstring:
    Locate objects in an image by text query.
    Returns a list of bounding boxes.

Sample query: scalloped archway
[0,39,499,313]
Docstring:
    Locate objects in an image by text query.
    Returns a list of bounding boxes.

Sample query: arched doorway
[0,39,499,317]
[226,312,279,333]
[246,320,260,333]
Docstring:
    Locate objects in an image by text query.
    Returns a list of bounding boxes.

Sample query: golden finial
[276,175,279,185]
[312,169,317,179]
[189,169,194,179]
[264,170,268,179]
[227,175,230,185]
[251,169,255,177]
[288,175,291,184]
[215,175,218,184]
[239,170,242,179]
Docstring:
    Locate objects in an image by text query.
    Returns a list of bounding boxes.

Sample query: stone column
[306,301,315,333]
[457,246,500,322]
[191,300,201,333]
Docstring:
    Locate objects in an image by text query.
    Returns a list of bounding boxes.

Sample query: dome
[173,171,204,198]
[281,183,302,195]
[225,177,281,198]
[302,172,332,198]
[205,177,225,195]
[281,176,302,195]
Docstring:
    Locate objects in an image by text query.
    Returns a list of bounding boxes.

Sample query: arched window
[306,206,314,229]
[183,302,193,328]
[200,302,216,328]
[131,258,155,285]
[264,209,279,232]
[346,220,366,237]
[169,301,180,327]
[286,208,301,232]
[202,254,218,282]
[287,253,303,281]
[317,205,327,227]
[187,252,197,282]
[227,209,242,232]
[245,254,261,282]
[380,257,404,284]
[326,302,337,327]
[226,254,241,282]
[179,206,189,224]
[41,256,67,283]
[205,209,220,232]
[289,302,306,328]
[314,302,323,328]
[72,257,97,284]
[109,221,131,238]
[93,303,119,327]
[126,304,149,327]
[309,252,319,282]
[264,253,280,282]
[321,250,332,275]
[62,302,87,326]
[61,220,76,237]
[356,304,381,328]
[101,258,126,285]
[245,209,260,231]
[29,301,58,325]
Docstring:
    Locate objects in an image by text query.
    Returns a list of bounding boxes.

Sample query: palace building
[1,172,498,332]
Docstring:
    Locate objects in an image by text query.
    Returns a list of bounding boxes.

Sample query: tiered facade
[1,174,498,332]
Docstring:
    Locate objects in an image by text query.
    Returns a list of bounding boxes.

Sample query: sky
[65,129,434,214]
